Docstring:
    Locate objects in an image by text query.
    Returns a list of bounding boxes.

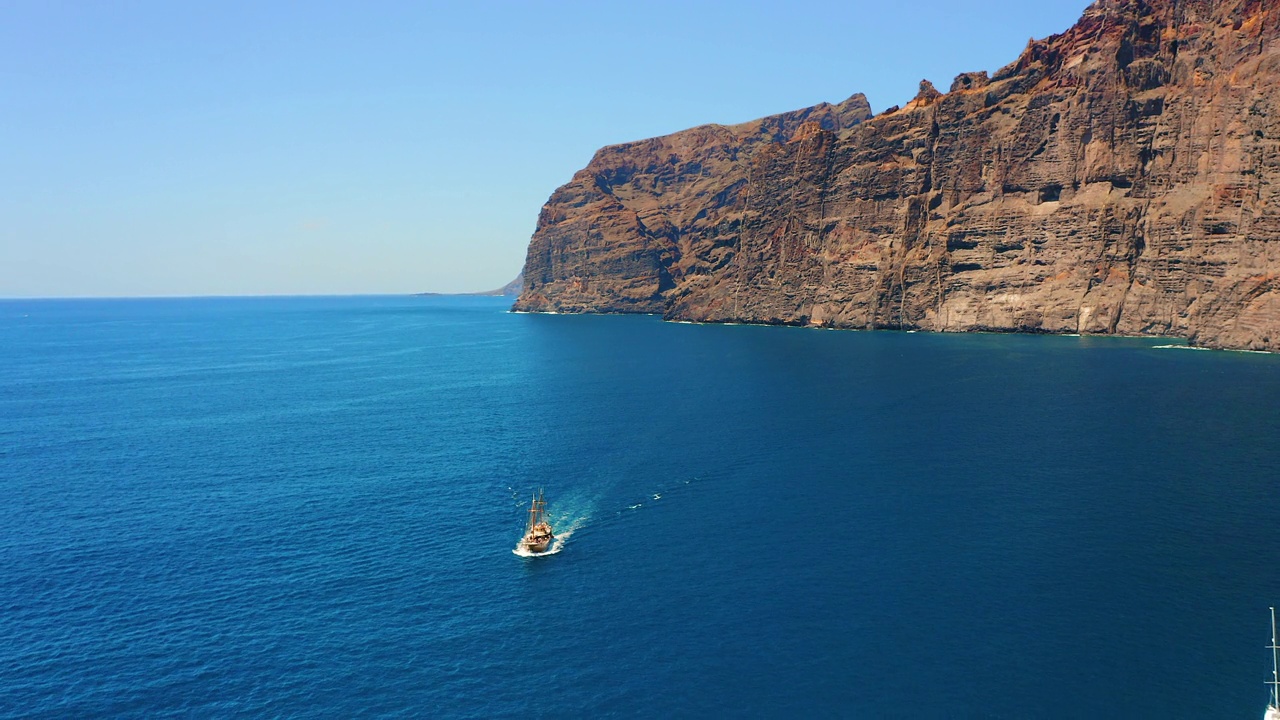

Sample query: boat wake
[508,475,701,557]
[620,477,696,514]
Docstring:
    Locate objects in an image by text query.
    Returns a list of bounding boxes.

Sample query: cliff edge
[516,0,1280,351]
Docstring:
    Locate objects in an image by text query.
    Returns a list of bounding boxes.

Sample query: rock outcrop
[515,0,1280,351]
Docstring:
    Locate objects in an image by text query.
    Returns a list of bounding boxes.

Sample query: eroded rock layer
[516,0,1280,351]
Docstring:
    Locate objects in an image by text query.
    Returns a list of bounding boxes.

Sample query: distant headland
[416,272,522,298]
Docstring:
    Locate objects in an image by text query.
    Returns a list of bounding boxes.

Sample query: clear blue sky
[0,0,1089,297]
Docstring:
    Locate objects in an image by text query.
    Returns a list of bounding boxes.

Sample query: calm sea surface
[2,295,1279,718]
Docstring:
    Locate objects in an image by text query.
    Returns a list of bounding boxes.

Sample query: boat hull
[519,538,552,554]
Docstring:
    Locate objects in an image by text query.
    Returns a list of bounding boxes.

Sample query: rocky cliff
[515,0,1280,351]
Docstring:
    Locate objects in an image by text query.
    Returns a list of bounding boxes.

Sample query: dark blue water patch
[1,296,1278,717]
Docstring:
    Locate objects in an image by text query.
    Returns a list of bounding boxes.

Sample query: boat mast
[1270,606,1279,707]
[526,490,547,530]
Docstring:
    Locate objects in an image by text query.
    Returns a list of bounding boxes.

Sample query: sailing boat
[1268,607,1280,720]
[517,489,554,554]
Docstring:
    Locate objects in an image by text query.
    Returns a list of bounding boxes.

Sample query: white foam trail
[512,476,700,557]
[614,476,702,520]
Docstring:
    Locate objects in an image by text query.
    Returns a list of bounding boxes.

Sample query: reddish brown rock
[515,0,1280,351]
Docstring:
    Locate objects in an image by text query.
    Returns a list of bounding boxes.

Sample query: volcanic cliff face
[515,0,1280,351]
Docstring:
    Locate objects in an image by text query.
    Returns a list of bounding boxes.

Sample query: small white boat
[1266,607,1279,720]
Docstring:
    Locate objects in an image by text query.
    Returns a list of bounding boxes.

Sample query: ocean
[2,295,1278,718]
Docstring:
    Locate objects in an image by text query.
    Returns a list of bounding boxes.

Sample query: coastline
[506,306,1280,355]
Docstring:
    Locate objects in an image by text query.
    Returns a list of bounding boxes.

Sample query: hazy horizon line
[0,292,514,301]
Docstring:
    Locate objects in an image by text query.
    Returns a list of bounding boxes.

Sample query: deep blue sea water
[3,295,1279,718]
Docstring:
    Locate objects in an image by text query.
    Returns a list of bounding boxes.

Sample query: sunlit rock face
[516,0,1280,351]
